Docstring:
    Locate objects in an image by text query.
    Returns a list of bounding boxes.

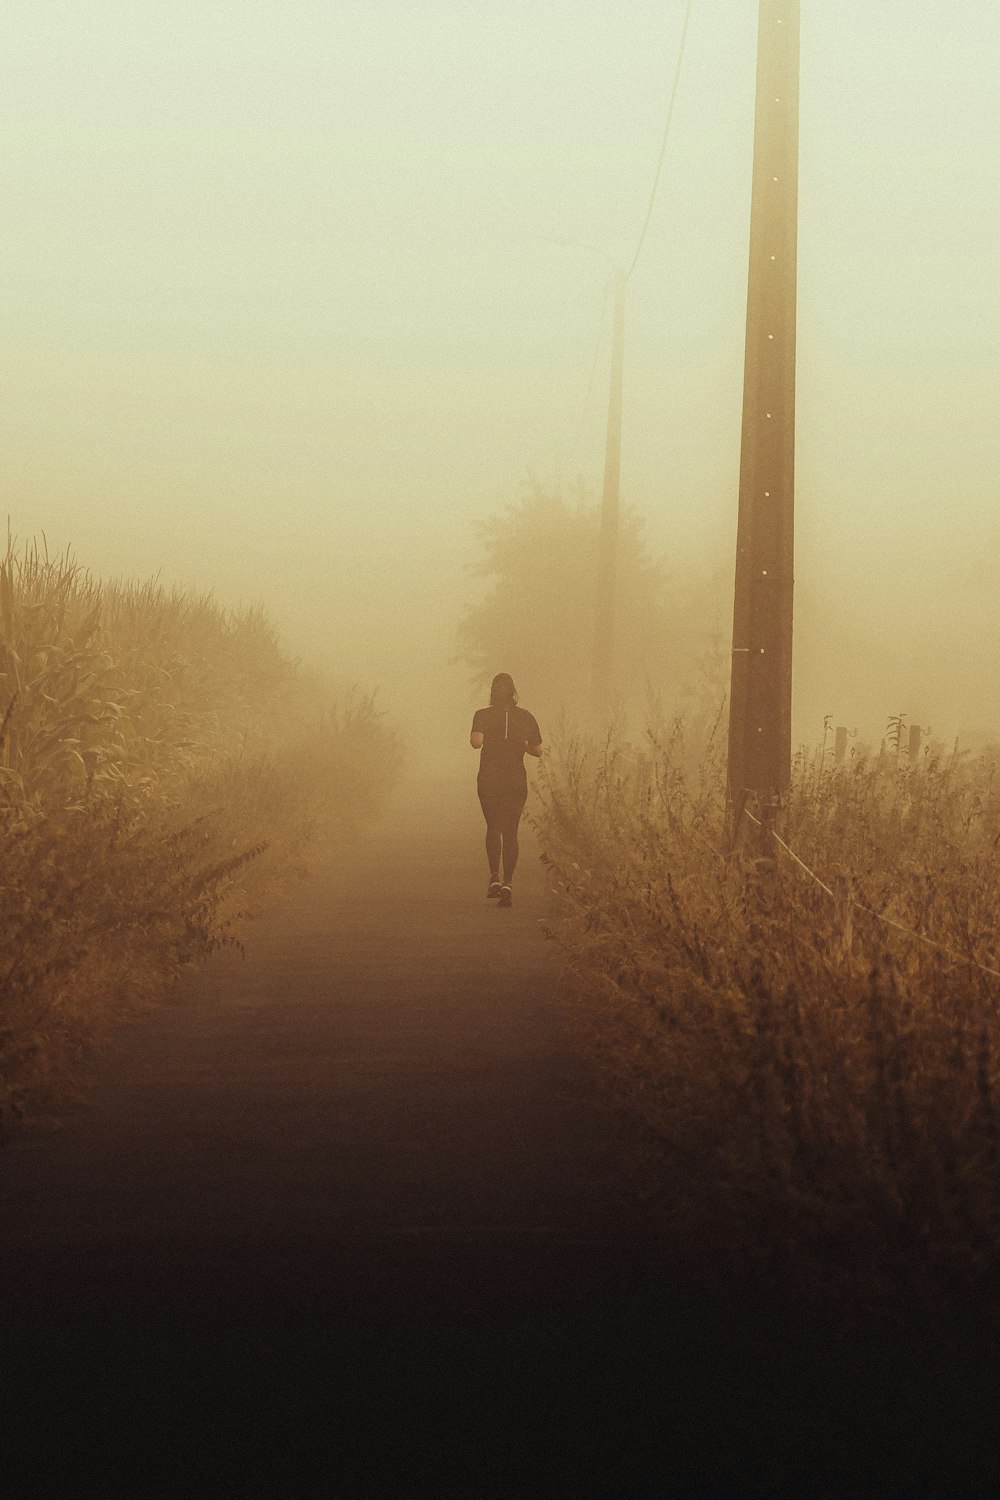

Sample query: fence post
[834,725,848,766]
[759,793,780,866]
[908,723,922,768]
[833,872,854,961]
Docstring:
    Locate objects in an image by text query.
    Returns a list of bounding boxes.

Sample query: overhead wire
[563,0,694,472]
[625,0,695,284]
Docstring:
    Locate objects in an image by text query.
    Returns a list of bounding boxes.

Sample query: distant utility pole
[727,0,801,832]
[591,267,627,722]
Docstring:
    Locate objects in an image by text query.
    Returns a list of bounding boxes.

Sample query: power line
[625,0,695,284]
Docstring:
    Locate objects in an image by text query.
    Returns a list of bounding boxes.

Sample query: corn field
[0,539,401,1126]
[534,714,1000,1354]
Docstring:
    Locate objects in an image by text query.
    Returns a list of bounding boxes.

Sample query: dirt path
[1,781,745,1495]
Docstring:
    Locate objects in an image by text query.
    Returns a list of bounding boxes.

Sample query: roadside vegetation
[534,713,1000,1358]
[0,539,401,1127]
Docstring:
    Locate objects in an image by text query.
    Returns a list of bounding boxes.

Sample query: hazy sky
[3,1,999,745]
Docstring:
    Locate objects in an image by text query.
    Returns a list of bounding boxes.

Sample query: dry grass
[0,539,401,1126]
[534,713,1000,1353]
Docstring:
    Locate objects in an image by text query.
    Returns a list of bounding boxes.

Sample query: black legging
[478,783,526,884]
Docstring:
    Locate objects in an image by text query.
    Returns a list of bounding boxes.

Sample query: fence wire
[743,806,1000,983]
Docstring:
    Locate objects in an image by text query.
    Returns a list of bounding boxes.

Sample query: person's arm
[470,731,484,749]
[525,741,543,758]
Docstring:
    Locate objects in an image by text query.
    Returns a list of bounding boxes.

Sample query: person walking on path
[469,674,542,908]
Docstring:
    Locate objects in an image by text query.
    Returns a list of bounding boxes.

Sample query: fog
[3,0,999,774]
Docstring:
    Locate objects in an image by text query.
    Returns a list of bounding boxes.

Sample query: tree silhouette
[456,477,725,728]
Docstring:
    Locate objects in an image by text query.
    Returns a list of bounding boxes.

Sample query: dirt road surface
[1,781,835,1495]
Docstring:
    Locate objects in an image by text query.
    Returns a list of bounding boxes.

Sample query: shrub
[0,539,401,1125]
[534,715,1000,1351]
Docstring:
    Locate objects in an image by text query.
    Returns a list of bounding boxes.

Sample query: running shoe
[498,885,512,907]
[487,877,502,899]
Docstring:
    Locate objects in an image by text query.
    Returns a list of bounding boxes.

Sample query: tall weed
[0,539,401,1125]
[535,716,1000,1350]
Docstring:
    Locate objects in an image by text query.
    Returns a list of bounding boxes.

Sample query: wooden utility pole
[591,268,627,722]
[728,0,800,826]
